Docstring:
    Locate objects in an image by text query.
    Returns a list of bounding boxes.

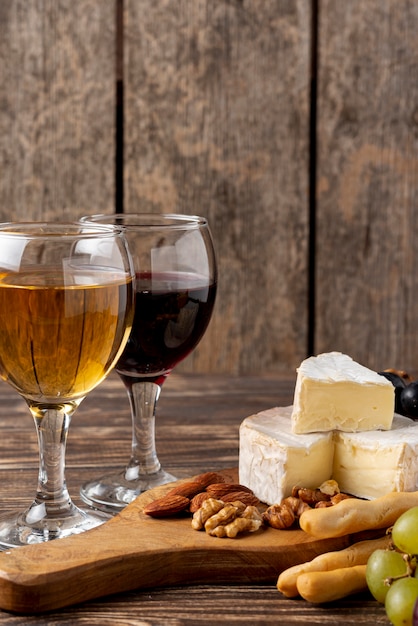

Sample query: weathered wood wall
[124,0,311,375]
[315,0,418,373]
[0,0,417,375]
[0,0,115,221]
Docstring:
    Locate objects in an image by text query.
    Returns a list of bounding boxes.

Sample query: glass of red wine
[79,213,217,513]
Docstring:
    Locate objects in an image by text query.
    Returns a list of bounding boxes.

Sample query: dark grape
[400,381,418,420]
[378,371,406,415]
[379,371,407,389]
[413,596,418,626]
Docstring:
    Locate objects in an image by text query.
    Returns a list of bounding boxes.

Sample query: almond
[221,491,260,506]
[166,481,208,499]
[189,491,211,513]
[205,482,254,498]
[143,494,190,517]
[192,471,226,488]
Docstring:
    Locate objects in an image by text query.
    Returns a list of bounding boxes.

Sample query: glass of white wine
[0,222,134,549]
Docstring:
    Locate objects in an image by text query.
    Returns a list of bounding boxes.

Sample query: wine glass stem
[126,381,162,476]
[31,406,74,517]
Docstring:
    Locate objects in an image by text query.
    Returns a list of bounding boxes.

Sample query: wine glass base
[79,468,177,514]
[0,505,111,550]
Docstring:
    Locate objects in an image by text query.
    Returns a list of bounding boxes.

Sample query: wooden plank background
[0,0,417,375]
[0,0,115,221]
[315,0,418,373]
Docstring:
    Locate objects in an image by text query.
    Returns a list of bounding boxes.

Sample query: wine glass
[0,222,134,548]
[79,213,217,513]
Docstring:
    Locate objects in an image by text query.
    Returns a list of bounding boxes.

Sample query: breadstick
[299,490,418,538]
[296,564,368,603]
[277,534,390,597]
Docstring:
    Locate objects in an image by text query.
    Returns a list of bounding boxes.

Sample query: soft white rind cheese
[333,414,418,499]
[291,352,394,434]
[239,406,334,505]
[239,407,418,503]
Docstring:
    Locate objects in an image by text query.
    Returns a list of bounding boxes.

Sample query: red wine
[117,272,216,386]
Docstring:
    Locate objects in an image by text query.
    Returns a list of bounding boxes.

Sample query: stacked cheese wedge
[239,351,418,503]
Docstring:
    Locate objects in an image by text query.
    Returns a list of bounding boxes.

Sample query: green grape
[385,577,418,626]
[392,507,418,555]
[366,549,409,603]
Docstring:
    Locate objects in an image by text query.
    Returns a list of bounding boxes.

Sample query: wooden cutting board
[0,469,378,614]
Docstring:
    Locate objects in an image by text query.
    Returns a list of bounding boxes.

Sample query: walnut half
[192,499,263,538]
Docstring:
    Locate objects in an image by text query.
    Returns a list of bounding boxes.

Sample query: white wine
[0,269,133,402]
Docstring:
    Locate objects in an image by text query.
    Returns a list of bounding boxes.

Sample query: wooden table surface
[0,373,390,625]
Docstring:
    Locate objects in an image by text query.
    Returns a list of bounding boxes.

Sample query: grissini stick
[299,491,418,538]
[296,564,368,603]
[277,535,391,597]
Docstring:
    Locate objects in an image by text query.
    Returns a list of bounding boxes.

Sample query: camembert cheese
[333,414,418,499]
[239,407,418,502]
[238,406,334,505]
[291,352,394,434]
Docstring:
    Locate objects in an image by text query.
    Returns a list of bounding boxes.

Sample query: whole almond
[206,483,254,498]
[189,491,211,513]
[221,491,260,506]
[166,481,208,499]
[143,494,190,518]
[192,471,226,488]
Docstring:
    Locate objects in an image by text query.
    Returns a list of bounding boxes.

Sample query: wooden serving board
[0,469,378,614]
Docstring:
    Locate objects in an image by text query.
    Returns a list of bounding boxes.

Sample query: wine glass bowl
[0,222,134,548]
[78,213,217,512]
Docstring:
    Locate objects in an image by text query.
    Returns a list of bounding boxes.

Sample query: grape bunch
[379,370,418,419]
[366,507,418,626]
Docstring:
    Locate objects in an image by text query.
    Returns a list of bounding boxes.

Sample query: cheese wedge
[291,352,394,434]
[333,414,418,499]
[238,406,334,505]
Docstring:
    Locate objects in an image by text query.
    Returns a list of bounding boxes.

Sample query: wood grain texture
[0,373,389,623]
[0,468,372,614]
[315,0,418,372]
[0,1,417,378]
[124,0,311,375]
[0,0,115,222]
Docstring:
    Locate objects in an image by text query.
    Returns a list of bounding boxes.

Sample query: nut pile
[143,471,351,538]
[143,471,259,517]
[263,479,351,530]
[191,498,263,538]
